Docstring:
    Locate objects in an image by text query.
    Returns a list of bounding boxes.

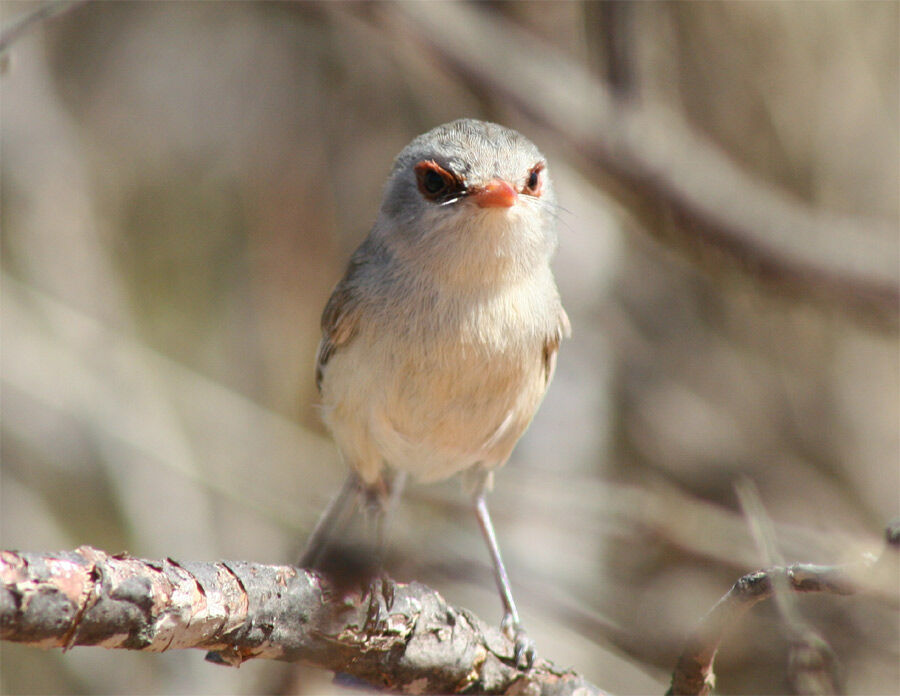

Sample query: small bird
[301,119,569,668]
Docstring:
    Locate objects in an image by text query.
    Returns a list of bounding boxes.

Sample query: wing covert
[542,307,571,386]
[315,241,377,391]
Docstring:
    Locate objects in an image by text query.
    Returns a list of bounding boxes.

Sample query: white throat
[388,202,556,289]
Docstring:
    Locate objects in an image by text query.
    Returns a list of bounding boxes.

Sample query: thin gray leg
[473,488,536,669]
[474,493,521,626]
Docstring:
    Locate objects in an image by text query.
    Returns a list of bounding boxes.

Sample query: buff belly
[319,325,548,485]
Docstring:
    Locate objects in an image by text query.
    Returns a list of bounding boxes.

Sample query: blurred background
[1,2,897,694]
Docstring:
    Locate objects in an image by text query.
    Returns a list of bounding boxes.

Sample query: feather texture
[315,119,568,485]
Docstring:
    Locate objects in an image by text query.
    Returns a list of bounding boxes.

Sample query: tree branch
[667,521,900,696]
[1,546,608,695]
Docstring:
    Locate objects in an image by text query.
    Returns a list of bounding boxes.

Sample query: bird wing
[315,241,375,392]
[542,307,571,386]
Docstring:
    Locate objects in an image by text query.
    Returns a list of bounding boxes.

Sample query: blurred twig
[365,1,899,330]
[590,0,635,100]
[1,546,609,696]
[736,479,840,694]
[1,273,337,534]
[667,520,900,696]
[0,0,84,54]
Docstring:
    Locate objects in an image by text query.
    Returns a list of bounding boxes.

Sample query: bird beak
[471,179,517,208]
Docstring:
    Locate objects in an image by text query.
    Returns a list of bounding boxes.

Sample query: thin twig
[736,479,841,694]
[667,521,900,696]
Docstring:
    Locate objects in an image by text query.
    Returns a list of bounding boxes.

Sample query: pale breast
[320,275,558,483]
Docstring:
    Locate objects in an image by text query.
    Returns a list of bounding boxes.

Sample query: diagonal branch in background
[667,520,900,696]
[0,1,86,55]
[0,546,608,696]
[365,2,899,330]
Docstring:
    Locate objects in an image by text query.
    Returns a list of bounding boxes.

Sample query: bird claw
[513,630,537,670]
[501,614,537,670]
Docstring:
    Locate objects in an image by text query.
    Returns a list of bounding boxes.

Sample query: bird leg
[363,470,407,566]
[473,487,536,669]
[299,471,361,569]
[299,469,407,572]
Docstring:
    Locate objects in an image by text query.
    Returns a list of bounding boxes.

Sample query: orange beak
[472,179,517,208]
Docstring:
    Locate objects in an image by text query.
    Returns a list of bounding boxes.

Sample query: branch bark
[0,546,608,696]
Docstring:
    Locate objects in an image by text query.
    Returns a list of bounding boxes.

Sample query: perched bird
[301,119,569,668]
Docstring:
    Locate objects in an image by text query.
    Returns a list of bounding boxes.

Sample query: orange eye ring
[414,160,464,201]
[523,162,544,196]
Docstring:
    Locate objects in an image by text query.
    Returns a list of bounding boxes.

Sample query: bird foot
[501,613,537,670]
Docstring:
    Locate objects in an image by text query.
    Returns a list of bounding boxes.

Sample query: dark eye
[423,168,446,195]
[523,163,544,195]
[414,160,460,202]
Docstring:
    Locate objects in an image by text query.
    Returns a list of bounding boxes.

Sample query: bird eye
[423,169,446,194]
[523,163,544,195]
[414,161,461,202]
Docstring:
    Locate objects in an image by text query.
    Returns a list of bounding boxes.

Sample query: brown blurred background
[1,2,897,694]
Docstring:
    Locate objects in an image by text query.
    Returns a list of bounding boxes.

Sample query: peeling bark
[1,547,608,695]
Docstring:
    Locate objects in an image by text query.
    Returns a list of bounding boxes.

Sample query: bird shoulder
[315,240,380,391]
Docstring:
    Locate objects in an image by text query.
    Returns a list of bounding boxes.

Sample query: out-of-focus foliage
[1,2,896,694]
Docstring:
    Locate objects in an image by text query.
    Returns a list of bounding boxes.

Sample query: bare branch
[668,564,857,696]
[667,521,900,696]
[736,479,840,695]
[1,546,608,696]
[363,2,899,330]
